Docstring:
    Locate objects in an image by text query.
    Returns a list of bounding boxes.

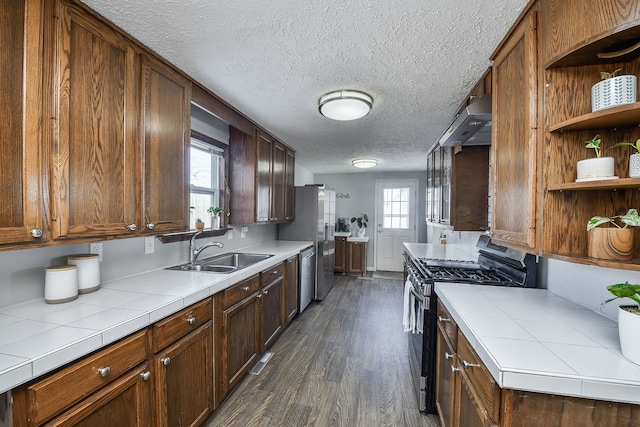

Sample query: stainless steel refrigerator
[278,185,335,300]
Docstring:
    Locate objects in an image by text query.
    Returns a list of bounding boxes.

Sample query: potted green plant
[592,68,637,112]
[207,207,224,229]
[601,281,640,365]
[576,134,616,182]
[587,208,640,260]
[351,213,368,237]
[611,138,640,178]
[195,218,205,231]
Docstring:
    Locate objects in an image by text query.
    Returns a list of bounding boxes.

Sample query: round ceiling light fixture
[318,90,373,121]
[352,158,378,169]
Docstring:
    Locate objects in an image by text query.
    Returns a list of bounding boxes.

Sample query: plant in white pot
[351,213,368,237]
[601,281,640,365]
[592,68,637,112]
[207,207,224,229]
[576,134,617,181]
[587,208,640,260]
[610,138,640,178]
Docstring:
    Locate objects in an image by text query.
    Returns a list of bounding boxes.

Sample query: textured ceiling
[80,0,529,174]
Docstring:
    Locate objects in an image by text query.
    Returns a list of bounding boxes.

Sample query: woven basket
[592,75,637,112]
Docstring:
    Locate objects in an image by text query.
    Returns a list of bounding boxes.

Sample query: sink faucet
[189,231,224,264]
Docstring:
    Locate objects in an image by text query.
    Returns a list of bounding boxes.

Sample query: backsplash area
[0,225,277,309]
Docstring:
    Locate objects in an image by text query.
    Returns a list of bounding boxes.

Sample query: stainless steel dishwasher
[299,247,316,313]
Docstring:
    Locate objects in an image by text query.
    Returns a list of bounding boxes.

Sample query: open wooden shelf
[547,177,640,191]
[542,252,640,272]
[548,102,640,132]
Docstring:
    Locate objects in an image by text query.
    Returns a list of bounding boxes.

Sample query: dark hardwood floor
[205,274,440,427]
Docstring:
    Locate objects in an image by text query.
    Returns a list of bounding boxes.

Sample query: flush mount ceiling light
[352,158,378,169]
[318,90,373,121]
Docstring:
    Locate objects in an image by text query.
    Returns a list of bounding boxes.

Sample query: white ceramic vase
[629,153,640,178]
[592,75,637,112]
[618,306,640,365]
[576,157,615,181]
[356,228,366,238]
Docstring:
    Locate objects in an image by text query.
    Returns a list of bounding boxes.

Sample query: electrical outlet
[90,242,103,261]
[144,236,155,254]
[227,230,233,239]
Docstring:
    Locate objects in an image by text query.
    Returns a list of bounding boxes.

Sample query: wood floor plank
[206,274,440,427]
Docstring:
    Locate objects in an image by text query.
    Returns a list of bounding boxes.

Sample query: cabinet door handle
[450,365,460,373]
[187,316,196,325]
[462,360,480,369]
[257,292,263,299]
[146,223,155,230]
[161,357,171,366]
[243,286,250,292]
[272,270,278,274]
[97,367,111,377]
[264,289,269,295]
[438,316,450,323]
[140,371,151,381]
[126,223,138,231]
[445,352,454,360]
[30,228,43,238]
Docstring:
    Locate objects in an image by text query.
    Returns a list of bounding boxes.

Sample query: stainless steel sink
[166,264,238,273]
[201,252,273,268]
[166,252,273,274]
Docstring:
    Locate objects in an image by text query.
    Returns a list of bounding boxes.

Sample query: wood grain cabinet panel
[283,255,299,326]
[0,0,46,246]
[436,324,456,427]
[141,55,191,234]
[284,148,295,221]
[49,0,140,240]
[152,322,213,427]
[334,236,347,273]
[256,131,273,223]
[346,241,367,275]
[260,263,284,349]
[490,8,539,251]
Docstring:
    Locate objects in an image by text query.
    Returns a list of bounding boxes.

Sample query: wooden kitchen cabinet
[260,262,284,349]
[48,0,140,240]
[435,302,457,427]
[283,255,299,326]
[490,6,539,251]
[346,241,367,275]
[334,236,347,273]
[539,0,640,270]
[12,330,151,426]
[0,0,46,247]
[214,275,262,406]
[151,299,213,427]
[229,127,295,225]
[140,55,191,234]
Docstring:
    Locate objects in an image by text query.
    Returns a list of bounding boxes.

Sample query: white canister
[67,254,100,294]
[45,265,78,304]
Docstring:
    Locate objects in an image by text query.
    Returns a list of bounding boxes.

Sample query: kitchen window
[190,131,227,229]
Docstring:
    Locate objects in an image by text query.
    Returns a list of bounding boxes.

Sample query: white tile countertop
[346,236,369,243]
[403,242,479,262]
[0,240,312,394]
[435,283,640,405]
[334,232,351,237]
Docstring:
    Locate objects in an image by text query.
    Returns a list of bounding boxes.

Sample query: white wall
[315,171,427,269]
[0,225,276,309]
[294,164,315,186]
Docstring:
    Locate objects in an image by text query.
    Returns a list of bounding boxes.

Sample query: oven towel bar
[403,279,423,333]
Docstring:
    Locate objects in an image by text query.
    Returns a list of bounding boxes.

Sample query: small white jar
[67,254,100,294]
[45,265,78,304]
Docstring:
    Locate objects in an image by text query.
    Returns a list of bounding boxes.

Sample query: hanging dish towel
[403,279,415,332]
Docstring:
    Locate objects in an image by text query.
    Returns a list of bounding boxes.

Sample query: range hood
[438,94,492,147]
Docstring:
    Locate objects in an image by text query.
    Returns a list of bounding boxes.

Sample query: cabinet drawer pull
[451,365,460,373]
[438,316,450,323]
[161,357,171,366]
[140,371,151,381]
[462,360,480,369]
[146,223,155,230]
[243,286,250,292]
[272,270,278,274]
[257,293,263,299]
[126,223,138,231]
[30,228,43,238]
[187,316,196,325]
[97,367,111,377]
[264,289,269,295]
[445,352,454,360]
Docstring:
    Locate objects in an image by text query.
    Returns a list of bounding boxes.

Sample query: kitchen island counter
[436,282,640,405]
[0,240,312,394]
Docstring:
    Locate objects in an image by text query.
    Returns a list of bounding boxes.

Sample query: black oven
[404,235,537,415]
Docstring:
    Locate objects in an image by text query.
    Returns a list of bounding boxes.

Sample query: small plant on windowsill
[207,207,224,229]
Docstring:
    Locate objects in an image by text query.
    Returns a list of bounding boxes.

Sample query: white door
[375,180,418,271]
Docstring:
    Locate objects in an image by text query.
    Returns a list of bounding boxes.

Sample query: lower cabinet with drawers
[435,300,640,427]
[11,259,299,427]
